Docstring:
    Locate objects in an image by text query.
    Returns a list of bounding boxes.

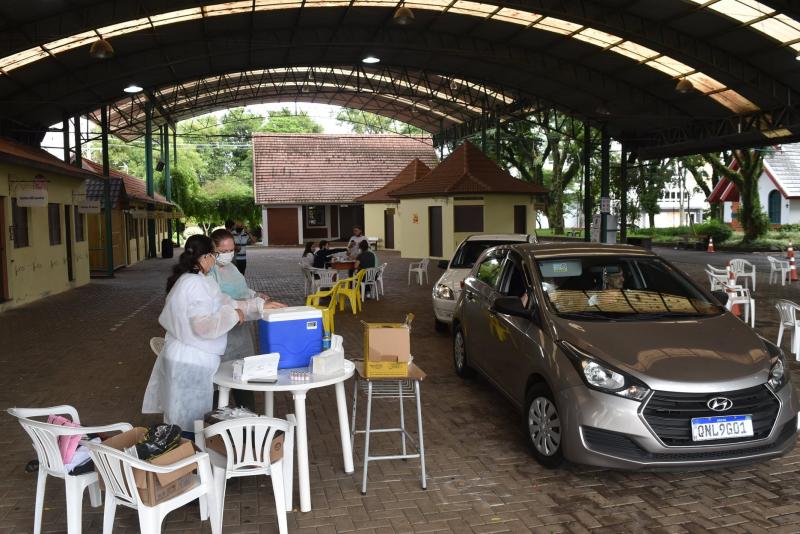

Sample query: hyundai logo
[707,397,733,412]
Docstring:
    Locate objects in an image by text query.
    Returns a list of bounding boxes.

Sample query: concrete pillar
[100,106,114,277]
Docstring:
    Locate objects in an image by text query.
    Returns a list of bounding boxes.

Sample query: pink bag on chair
[47,415,82,464]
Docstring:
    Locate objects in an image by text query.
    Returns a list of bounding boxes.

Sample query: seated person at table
[312,240,347,269]
[301,242,315,266]
[354,240,376,271]
[347,226,367,258]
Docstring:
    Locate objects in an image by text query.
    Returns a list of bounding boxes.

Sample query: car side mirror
[437,260,448,269]
[492,296,530,319]
[711,290,729,306]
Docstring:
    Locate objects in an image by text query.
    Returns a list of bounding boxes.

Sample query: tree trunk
[648,211,655,228]
[739,177,762,242]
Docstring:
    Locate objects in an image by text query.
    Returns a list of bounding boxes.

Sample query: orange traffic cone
[707,237,715,253]
[726,264,741,316]
[788,241,795,261]
[791,253,798,282]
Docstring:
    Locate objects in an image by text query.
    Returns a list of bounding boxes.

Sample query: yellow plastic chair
[306,282,341,334]
[337,270,368,314]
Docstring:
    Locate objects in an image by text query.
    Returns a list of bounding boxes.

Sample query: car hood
[435,268,471,295]
[552,313,772,393]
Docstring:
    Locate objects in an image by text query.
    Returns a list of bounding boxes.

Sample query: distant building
[252,133,438,246]
[642,184,706,228]
[709,144,800,227]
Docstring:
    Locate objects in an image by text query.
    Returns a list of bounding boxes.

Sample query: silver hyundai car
[452,242,798,468]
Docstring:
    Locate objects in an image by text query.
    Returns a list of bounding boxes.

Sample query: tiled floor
[1,245,799,533]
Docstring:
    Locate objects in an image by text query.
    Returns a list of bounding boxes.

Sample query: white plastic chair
[299,263,314,295]
[149,337,165,357]
[376,263,387,296]
[726,286,755,328]
[7,406,132,534]
[408,258,429,285]
[361,267,380,302]
[310,267,338,294]
[85,440,220,534]
[768,256,791,286]
[705,266,728,292]
[776,299,800,359]
[195,416,296,534]
[729,258,756,291]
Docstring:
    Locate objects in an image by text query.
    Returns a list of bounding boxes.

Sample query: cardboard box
[101,427,198,506]
[362,321,411,377]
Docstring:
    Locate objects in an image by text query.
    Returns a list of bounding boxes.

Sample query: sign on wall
[16,174,49,207]
[78,200,101,214]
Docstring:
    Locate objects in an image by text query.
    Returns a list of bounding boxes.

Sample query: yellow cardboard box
[362,320,411,377]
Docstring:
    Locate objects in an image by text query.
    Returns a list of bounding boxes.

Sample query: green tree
[336,109,424,135]
[703,149,769,242]
[265,107,324,134]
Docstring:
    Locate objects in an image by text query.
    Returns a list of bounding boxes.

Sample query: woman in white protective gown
[142,234,265,433]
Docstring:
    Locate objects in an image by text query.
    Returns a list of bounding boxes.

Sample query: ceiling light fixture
[362,55,380,64]
[393,4,415,26]
[675,78,694,94]
[89,38,114,59]
[123,84,143,94]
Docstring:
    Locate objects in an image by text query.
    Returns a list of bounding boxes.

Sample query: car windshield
[451,240,521,269]
[536,255,723,319]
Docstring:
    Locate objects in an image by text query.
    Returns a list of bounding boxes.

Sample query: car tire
[434,318,449,333]
[525,384,564,468]
[453,326,475,378]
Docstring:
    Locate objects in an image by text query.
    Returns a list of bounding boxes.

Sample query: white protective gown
[208,263,258,362]
[142,272,264,430]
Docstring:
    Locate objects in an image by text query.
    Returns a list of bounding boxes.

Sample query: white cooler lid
[262,305,323,322]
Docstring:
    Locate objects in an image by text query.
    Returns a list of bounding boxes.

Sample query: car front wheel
[453,327,474,378]
[525,384,563,468]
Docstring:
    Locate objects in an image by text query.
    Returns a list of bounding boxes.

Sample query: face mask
[216,252,235,266]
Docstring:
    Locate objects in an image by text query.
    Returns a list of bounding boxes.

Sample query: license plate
[691,415,753,442]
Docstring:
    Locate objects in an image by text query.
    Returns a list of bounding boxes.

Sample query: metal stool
[351,361,427,494]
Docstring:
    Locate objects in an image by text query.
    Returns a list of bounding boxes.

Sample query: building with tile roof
[387,141,548,259]
[252,133,438,246]
[709,145,800,228]
[81,159,176,271]
[356,159,431,250]
[0,136,95,311]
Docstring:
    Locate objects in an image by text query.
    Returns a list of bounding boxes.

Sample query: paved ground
[2,244,800,533]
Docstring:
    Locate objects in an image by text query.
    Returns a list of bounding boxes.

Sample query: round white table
[213,360,355,513]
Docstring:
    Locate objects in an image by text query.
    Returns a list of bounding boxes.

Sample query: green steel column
[583,120,592,242]
[73,115,82,167]
[62,117,70,163]
[101,106,114,277]
[145,101,156,258]
[164,125,172,242]
[599,126,610,243]
[620,143,628,242]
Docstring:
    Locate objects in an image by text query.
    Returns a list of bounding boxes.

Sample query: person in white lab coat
[142,235,264,434]
[209,228,287,410]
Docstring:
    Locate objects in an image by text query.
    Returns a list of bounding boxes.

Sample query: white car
[432,233,537,330]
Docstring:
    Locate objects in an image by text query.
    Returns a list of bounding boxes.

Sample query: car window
[499,255,530,297]
[475,255,504,288]
[451,240,520,269]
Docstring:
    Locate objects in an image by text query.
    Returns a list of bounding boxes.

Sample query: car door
[460,249,506,373]
[488,251,548,408]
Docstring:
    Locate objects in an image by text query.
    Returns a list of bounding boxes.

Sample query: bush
[693,220,732,244]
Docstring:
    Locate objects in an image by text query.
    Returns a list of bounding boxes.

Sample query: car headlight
[433,283,454,300]
[760,337,789,392]
[561,341,651,402]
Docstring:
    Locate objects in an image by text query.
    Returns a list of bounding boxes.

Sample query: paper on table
[233,353,280,382]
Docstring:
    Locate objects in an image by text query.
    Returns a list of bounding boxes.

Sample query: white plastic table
[213,359,355,512]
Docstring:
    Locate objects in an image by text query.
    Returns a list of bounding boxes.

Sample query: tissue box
[259,306,323,369]
[362,322,411,377]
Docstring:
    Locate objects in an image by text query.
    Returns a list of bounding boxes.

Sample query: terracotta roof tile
[0,136,96,181]
[82,159,173,206]
[356,159,431,202]
[252,134,439,204]
[391,141,550,197]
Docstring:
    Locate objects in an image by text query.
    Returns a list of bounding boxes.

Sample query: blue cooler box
[259,306,323,369]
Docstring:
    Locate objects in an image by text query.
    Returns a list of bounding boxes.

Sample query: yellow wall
[0,161,90,312]
[396,194,539,260]
[363,202,400,250]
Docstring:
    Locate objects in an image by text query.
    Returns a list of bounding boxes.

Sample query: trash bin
[161,238,174,259]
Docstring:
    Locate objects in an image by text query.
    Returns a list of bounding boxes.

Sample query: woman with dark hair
[301,242,315,266]
[142,234,266,433]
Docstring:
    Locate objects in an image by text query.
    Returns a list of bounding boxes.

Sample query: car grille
[641,385,780,446]
[583,417,796,463]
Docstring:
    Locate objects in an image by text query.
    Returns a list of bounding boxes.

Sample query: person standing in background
[347,226,367,259]
[229,220,255,274]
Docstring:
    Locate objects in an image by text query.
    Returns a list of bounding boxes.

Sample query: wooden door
[0,198,8,300]
[384,209,395,249]
[267,207,299,245]
[64,205,74,281]
[514,205,527,234]
[428,206,443,257]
